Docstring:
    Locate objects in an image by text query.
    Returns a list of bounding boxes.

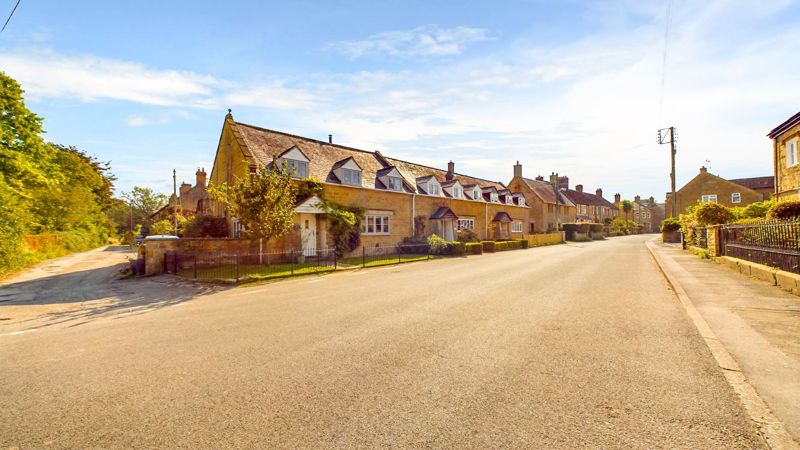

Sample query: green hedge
[482,241,496,252]
[465,242,483,255]
[519,239,529,249]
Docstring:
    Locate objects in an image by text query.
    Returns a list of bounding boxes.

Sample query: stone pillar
[707,225,721,257]
[144,240,178,275]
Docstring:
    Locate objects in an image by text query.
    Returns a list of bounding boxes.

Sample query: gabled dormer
[482,186,500,203]
[331,157,362,187]
[464,184,483,201]
[416,175,442,196]
[376,166,405,192]
[513,192,526,206]
[498,189,514,205]
[442,180,464,199]
[276,146,309,178]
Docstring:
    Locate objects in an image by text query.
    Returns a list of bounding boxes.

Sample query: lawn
[179,262,335,281]
[338,253,430,267]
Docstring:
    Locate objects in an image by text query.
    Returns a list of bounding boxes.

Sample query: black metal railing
[720,221,800,273]
[164,243,431,283]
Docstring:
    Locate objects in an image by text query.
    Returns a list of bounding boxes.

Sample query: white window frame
[701,194,718,203]
[472,188,482,200]
[511,221,523,233]
[453,186,462,198]
[341,168,361,186]
[516,196,526,206]
[787,138,798,168]
[364,214,390,235]
[284,159,308,178]
[490,193,499,203]
[386,177,403,191]
[232,218,242,238]
[428,182,440,195]
[731,192,741,204]
[457,218,475,231]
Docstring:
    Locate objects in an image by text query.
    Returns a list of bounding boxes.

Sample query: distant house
[151,168,209,221]
[728,176,774,199]
[665,166,769,216]
[768,111,800,200]
[630,195,665,233]
[507,163,576,233]
[207,112,529,255]
[560,183,618,223]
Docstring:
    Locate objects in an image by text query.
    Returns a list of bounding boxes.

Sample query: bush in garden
[456,228,480,242]
[767,200,800,221]
[660,217,681,232]
[482,241,496,252]
[732,199,774,220]
[693,202,734,226]
[427,234,448,255]
[465,242,483,255]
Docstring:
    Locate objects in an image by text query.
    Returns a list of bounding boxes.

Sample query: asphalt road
[0,236,763,448]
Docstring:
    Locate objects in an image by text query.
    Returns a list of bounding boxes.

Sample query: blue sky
[2,0,799,200]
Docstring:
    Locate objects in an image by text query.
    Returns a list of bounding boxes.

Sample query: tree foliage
[621,200,633,221]
[122,186,168,227]
[693,202,734,226]
[208,162,297,241]
[767,200,800,221]
[324,202,364,256]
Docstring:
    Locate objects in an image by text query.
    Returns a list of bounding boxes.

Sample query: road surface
[0,236,763,448]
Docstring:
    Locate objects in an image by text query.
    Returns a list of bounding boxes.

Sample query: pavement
[648,240,800,447]
[0,235,766,448]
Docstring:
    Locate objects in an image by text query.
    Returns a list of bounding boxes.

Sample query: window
[386,177,403,191]
[701,194,718,203]
[457,218,475,230]
[428,183,440,195]
[232,218,242,238]
[284,159,308,178]
[364,214,390,235]
[529,223,535,233]
[787,138,798,168]
[731,192,741,204]
[517,197,525,206]
[491,193,499,203]
[341,169,361,186]
[453,187,462,198]
[511,221,523,233]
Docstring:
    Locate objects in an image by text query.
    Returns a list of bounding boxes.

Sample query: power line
[1,0,21,34]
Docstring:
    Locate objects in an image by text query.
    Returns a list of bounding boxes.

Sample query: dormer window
[277,146,310,179]
[342,168,361,186]
[472,187,482,200]
[428,182,440,195]
[453,186,462,198]
[491,193,499,203]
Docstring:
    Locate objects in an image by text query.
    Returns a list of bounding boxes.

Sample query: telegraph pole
[172,169,178,235]
[658,126,677,217]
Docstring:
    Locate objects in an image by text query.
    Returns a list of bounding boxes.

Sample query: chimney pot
[576,184,583,193]
[535,175,544,181]
[614,193,621,203]
[700,166,707,173]
[196,167,207,187]
[446,161,455,180]
[328,134,333,144]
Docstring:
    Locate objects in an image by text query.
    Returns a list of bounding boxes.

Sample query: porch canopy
[295,195,326,214]
[430,207,459,220]
[492,211,512,223]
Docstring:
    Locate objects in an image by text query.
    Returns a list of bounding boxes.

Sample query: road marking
[305,279,323,283]
[2,329,38,337]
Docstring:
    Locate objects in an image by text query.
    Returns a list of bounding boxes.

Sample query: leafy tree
[660,217,681,232]
[768,200,800,221]
[621,200,633,222]
[150,219,176,235]
[694,202,734,225]
[208,162,297,242]
[123,186,168,227]
[732,199,774,220]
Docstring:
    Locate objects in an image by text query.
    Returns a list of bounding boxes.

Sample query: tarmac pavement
[0,236,766,448]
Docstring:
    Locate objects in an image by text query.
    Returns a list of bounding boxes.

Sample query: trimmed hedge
[482,241,496,252]
[519,239,529,249]
[465,242,483,255]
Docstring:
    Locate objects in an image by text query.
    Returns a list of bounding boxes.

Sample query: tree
[621,200,633,222]
[123,186,168,227]
[694,202,733,225]
[208,162,297,242]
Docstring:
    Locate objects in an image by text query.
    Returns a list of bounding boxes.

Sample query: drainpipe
[485,202,489,239]
[774,138,779,198]
[411,193,416,237]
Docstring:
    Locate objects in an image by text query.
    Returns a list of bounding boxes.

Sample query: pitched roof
[561,188,618,209]
[729,176,774,191]
[492,212,513,223]
[768,111,800,139]
[231,120,507,193]
[521,178,575,207]
[430,207,459,220]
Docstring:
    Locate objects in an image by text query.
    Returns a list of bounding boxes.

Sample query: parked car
[143,235,179,241]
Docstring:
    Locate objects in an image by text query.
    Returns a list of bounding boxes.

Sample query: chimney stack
[536,175,544,181]
[513,161,522,179]
[558,176,569,190]
[196,167,207,187]
[576,184,583,193]
[549,172,559,186]
[649,196,655,203]
[446,161,455,180]
[614,193,621,203]
[328,134,333,144]
[596,188,603,198]
[700,166,707,173]
[635,195,641,202]
[180,182,192,196]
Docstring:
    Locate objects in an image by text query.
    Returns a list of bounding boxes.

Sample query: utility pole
[658,126,677,217]
[173,169,178,235]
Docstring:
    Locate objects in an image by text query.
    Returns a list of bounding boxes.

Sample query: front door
[300,213,317,256]
[443,219,455,241]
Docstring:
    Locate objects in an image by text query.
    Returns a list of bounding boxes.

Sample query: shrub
[398,236,429,254]
[456,228,480,242]
[660,217,681,232]
[482,241,496,252]
[182,216,229,237]
[518,239,529,249]
[427,234,448,255]
[447,241,466,256]
[768,200,800,221]
[465,242,483,255]
[732,199,774,220]
[694,202,733,226]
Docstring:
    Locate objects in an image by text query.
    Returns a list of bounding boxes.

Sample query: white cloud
[326,25,492,59]
[2,49,220,107]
